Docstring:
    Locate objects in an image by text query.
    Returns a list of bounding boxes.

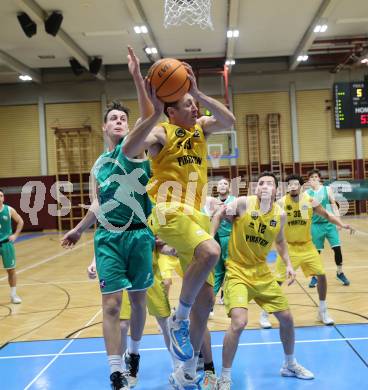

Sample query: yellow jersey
[279,193,313,244]
[148,121,208,210]
[228,196,282,267]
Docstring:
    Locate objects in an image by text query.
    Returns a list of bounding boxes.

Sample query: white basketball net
[164,0,214,30]
[208,151,221,168]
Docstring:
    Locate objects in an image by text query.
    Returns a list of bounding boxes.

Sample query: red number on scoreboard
[361,114,368,125]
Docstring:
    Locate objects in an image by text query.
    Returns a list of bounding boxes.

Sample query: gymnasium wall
[0,104,40,177]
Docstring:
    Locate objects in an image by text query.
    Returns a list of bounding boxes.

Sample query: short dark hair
[257,171,278,188]
[307,169,321,179]
[0,188,4,195]
[164,101,179,118]
[103,100,130,123]
[286,174,304,186]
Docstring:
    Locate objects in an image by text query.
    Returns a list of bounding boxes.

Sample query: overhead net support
[164,0,214,30]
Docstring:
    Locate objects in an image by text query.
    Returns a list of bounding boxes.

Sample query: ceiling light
[297,55,308,62]
[314,25,321,33]
[314,23,328,33]
[227,30,239,39]
[225,59,235,66]
[19,75,32,81]
[361,58,368,64]
[302,55,309,61]
[134,25,148,34]
[320,24,328,32]
[145,47,157,54]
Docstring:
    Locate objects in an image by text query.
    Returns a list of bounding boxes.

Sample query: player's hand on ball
[286,266,296,286]
[182,62,199,96]
[145,78,164,114]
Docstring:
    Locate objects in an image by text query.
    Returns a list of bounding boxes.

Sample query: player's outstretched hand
[127,45,141,79]
[343,224,355,235]
[61,229,81,248]
[286,265,296,286]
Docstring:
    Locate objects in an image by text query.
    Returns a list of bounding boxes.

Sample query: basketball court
[0,0,368,389]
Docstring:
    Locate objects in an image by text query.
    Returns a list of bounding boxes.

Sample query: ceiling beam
[124,0,162,62]
[0,50,41,83]
[225,0,240,73]
[289,0,339,70]
[16,0,105,80]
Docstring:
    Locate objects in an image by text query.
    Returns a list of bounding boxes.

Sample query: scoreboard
[334,82,368,129]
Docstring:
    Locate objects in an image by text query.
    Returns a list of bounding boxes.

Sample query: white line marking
[2,335,368,361]
[22,308,101,390]
[0,240,93,282]
[0,280,94,287]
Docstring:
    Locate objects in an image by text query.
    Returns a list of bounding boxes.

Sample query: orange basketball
[147,58,190,103]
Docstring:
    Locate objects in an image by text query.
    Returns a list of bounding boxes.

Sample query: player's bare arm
[9,207,24,242]
[275,212,296,285]
[313,203,354,234]
[122,80,165,158]
[183,63,235,135]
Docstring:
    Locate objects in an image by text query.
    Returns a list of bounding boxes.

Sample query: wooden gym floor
[0,216,367,347]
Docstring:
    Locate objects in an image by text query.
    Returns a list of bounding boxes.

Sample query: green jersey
[217,195,236,237]
[307,185,332,224]
[0,205,12,241]
[93,139,152,229]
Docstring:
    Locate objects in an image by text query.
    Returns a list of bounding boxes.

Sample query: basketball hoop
[164,0,214,30]
[209,150,221,168]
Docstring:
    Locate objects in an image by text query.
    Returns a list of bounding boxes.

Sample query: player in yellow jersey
[122,64,235,388]
[259,174,354,330]
[212,172,314,389]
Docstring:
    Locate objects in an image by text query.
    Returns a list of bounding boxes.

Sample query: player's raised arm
[275,212,296,285]
[122,79,165,158]
[183,63,235,135]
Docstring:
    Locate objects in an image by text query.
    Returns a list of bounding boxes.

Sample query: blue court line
[15,232,61,243]
[1,324,368,390]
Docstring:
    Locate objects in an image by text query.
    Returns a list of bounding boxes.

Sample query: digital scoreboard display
[334,82,368,129]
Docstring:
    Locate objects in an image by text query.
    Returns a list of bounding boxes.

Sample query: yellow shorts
[148,202,214,286]
[275,242,325,282]
[157,253,183,279]
[120,251,171,320]
[224,261,289,316]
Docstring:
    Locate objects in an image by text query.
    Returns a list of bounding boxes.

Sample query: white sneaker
[202,371,218,390]
[318,309,334,326]
[217,377,232,390]
[280,362,314,380]
[11,295,22,304]
[259,310,272,329]
[169,367,199,389]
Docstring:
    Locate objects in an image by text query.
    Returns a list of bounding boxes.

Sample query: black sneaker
[110,371,129,390]
[124,350,140,387]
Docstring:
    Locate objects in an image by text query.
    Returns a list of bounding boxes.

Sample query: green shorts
[311,222,341,250]
[0,241,16,269]
[94,226,155,294]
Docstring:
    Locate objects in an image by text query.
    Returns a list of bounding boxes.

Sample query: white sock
[10,287,16,297]
[175,299,191,320]
[183,351,199,378]
[108,355,123,374]
[285,354,296,366]
[337,265,343,274]
[128,338,141,355]
[221,367,232,380]
[319,300,327,311]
